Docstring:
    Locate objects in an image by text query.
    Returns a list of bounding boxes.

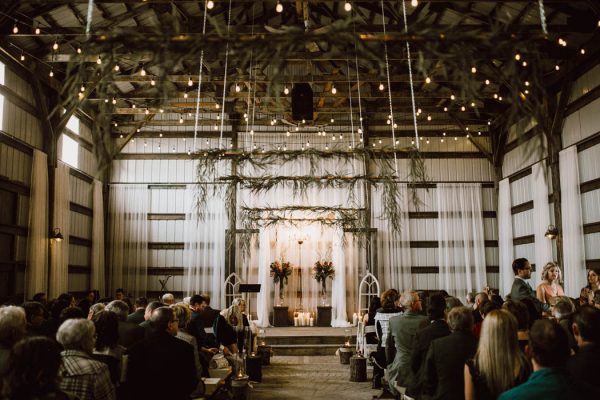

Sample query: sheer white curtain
[49,162,70,299]
[559,147,587,296]
[331,225,351,327]
[531,162,553,282]
[26,149,48,300]
[183,184,228,308]
[91,179,106,296]
[371,183,412,292]
[498,178,514,297]
[256,228,273,327]
[108,185,148,298]
[437,184,486,298]
[238,155,364,320]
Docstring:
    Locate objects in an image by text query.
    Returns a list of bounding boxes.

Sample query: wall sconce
[51,228,64,242]
[545,225,559,240]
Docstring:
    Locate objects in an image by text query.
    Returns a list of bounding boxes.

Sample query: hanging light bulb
[159,133,163,138]
[13,22,18,34]
[159,108,164,113]
[331,118,334,123]
[179,115,184,124]
[515,53,521,61]
[443,107,448,112]
[144,141,147,147]
[276,1,283,13]
[76,47,82,54]
[393,123,397,129]
[80,84,85,92]
[425,77,431,84]
[119,134,124,139]
[114,64,120,72]
[411,0,418,6]
[35,26,41,35]
[344,1,352,12]
[580,48,586,55]
[250,129,254,135]
[331,85,337,94]
[471,66,477,74]
[52,41,58,50]
[450,94,455,100]
[379,82,384,91]
[112,98,117,105]
[524,81,530,86]
[284,86,289,95]
[96,56,102,65]
[215,103,220,109]
[485,79,490,85]
[522,61,527,67]
[20,53,25,61]
[427,115,432,121]
[145,109,149,114]
[150,78,156,86]
[286,131,290,137]
[461,106,466,111]
[235,83,241,92]
[140,67,146,76]
[188,76,193,86]
[183,92,188,99]
[555,65,560,71]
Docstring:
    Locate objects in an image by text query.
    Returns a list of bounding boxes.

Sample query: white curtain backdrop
[91,179,106,296]
[498,178,514,297]
[238,154,364,322]
[49,162,70,299]
[26,149,48,300]
[437,184,486,298]
[183,184,228,308]
[331,225,351,327]
[371,183,412,292]
[559,147,587,296]
[108,185,148,298]
[531,162,553,284]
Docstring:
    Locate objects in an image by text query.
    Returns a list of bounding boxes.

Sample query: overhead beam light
[411,0,418,6]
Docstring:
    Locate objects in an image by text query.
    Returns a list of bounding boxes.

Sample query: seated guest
[59,306,85,322]
[445,296,463,312]
[78,290,97,316]
[127,297,147,324]
[465,310,530,400]
[407,293,450,398]
[127,307,199,400]
[3,337,70,400]
[21,301,46,337]
[105,300,144,348]
[172,304,203,379]
[195,294,221,328]
[232,298,251,352]
[473,300,499,338]
[93,311,126,384]
[56,318,115,400]
[161,293,175,305]
[139,301,164,338]
[214,304,244,355]
[502,300,530,351]
[536,262,564,307]
[472,292,488,325]
[552,296,577,351]
[371,289,402,389]
[510,258,548,314]
[499,319,585,399]
[88,303,106,321]
[364,295,382,348]
[385,290,428,395]
[42,295,73,338]
[32,292,48,307]
[424,306,478,400]
[0,306,26,380]
[567,306,600,389]
[114,289,125,301]
[188,295,219,375]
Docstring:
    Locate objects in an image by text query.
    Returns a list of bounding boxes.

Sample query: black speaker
[291,83,313,121]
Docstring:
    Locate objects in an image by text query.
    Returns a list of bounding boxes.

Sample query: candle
[309,317,314,326]
[294,317,299,327]
[353,313,358,326]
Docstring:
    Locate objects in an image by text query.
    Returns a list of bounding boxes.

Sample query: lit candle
[294,317,299,327]
[353,313,358,326]
[309,317,314,326]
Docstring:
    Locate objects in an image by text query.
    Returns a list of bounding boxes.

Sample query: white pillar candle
[294,317,299,327]
[353,313,358,326]
[309,317,314,326]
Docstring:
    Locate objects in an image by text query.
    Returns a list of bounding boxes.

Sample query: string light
[379,82,384,91]
[183,92,188,99]
[470,102,476,107]
[140,67,146,76]
[114,65,120,72]
[330,118,335,123]
[427,115,432,121]
[555,65,560,71]
[80,85,85,92]
[20,53,25,61]
[35,26,41,35]
[150,78,156,86]
[471,66,477,74]
[12,22,18,34]
[276,1,283,13]
[76,47,82,54]
[443,107,448,112]
[179,115,184,124]
[96,56,102,65]
[145,109,150,114]
[344,2,352,12]
[52,41,58,50]
[450,94,455,100]
[461,106,466,111]
[485,79,490,85]
[235,83,241,92]
[188,76,193,86]
[331,85,337,94]
[522,61,527,67]
[515,54,521,61]
[283,86,289,95]
[525,81,530,86]
[207,1,214,10]
[425,77,431,84]
[580,48,586,55]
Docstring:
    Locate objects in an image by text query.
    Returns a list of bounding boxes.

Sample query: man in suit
[510,258,548,314]
[105,300,144,348]
[127,297,148,324]
[471,292,488,324]
[127,307,199,400]
[194,294,221,328]
[385,291,428,396]
[499,319,587,399]
[407,293,450,398]
[567,306,600,389]
[424,306,478,400]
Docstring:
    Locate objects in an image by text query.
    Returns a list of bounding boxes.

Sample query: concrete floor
[250,355,376,400]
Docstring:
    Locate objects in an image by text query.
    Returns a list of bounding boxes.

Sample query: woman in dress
[536,262,564,306]
[579,267,600,305]
[464,309,531,400]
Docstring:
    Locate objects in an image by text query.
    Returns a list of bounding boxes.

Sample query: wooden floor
[251,355,375,400]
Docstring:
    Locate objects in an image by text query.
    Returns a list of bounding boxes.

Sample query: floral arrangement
[313,261,335,295]
[270,260,292,299]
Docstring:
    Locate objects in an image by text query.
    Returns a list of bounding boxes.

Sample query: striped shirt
[59,350,115,400]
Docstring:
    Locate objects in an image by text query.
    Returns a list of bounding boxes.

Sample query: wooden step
[270,344,346,356]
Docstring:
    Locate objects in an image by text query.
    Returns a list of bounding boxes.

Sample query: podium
[273,306,289,327]
[317,306,332,327]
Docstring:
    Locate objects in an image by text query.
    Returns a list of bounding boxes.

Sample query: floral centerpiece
[270,260,292,302]
[313,260,335,299]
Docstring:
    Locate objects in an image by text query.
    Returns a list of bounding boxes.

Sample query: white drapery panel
[91,180,106,296]
[183,184,228,308]
[498,178,514,297]
[437,184,486,298]
[237,155,364,321]
[26,149,48,300]
[109,185,148,298]
[331,225,351,327]
[532,162,553,286]
[371,183,412,292]
[255,228,272,327]
[559,147,587,296]
[49,162,70,299]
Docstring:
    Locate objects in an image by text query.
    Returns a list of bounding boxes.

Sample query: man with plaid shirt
[56,318,115,400]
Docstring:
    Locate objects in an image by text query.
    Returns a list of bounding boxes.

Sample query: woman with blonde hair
[536,262,564,306]
[464,309,531,400]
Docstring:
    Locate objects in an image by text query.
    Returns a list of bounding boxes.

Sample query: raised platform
[261,326,357,356]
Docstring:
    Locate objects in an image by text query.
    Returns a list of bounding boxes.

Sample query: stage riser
[271,345,342,356]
